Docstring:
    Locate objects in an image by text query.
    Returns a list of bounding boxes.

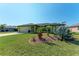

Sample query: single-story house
[0,26,18,32]
[17,23,66,33]
[69,24,79,32]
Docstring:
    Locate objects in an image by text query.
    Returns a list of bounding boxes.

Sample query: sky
[0,3,79,26]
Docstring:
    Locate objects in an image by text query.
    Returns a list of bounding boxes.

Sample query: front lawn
[0,33,79,56]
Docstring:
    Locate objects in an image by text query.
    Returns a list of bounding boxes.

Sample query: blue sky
[0,3,79,26]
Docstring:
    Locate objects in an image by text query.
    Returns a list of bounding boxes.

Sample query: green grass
[0,33,79,56]
[72,32,79,35]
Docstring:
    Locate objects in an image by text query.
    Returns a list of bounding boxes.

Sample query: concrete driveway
[0,32,20,37]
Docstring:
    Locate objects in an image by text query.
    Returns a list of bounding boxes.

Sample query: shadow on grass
[69,40,79,45]
[48,36,57,40]
[45,42,58,46]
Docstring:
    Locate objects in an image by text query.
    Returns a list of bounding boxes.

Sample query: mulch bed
[30,36,58,43]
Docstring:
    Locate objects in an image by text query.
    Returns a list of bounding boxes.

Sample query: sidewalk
[0,32,20,37]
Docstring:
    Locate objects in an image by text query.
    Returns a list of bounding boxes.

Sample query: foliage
[46,26,51,33]
[0,24,6,29]
[36,26,52,33]
[37,27,43,33]
[72,32,79,35]
[55,26,74,41]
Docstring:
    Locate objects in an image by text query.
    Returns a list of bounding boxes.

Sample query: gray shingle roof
[18,23,66,27]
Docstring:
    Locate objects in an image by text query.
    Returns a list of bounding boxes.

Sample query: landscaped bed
[0,33,79,56]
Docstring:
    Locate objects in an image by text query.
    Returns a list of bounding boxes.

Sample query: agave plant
[55,26,74,41]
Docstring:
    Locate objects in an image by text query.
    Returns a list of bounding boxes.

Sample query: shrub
[55,26,75,41]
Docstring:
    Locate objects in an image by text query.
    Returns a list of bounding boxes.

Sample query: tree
[1,24,6,27]
[0,24,6,32]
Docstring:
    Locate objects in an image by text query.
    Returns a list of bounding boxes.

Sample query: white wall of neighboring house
[69,26,79,32]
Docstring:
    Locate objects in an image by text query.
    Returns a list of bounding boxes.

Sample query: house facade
[69,24,79,32]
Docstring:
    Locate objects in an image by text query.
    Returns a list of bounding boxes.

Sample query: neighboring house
[0,26,18,32]
[69,24,79,32]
